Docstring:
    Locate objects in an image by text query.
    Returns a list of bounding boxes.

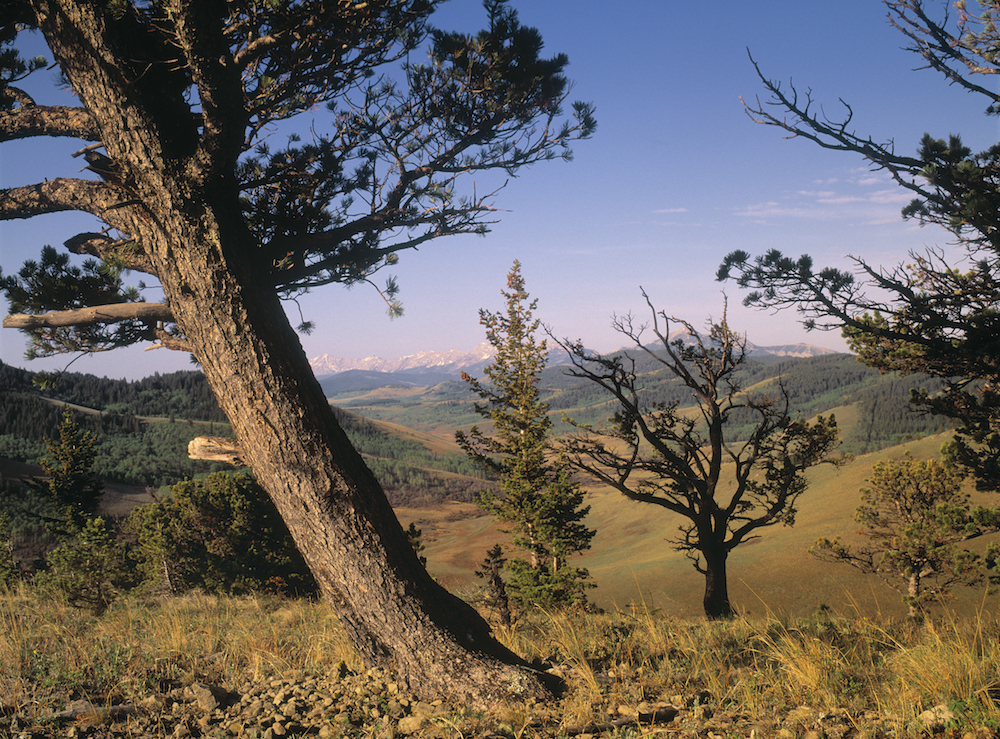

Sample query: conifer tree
[474,544,512,626]
[0,513,17,586]
[36,516,136,616]
[26,407,103,533]
[719,0,1000,492]
[405,522,427,567]
[457,261,594,609]
[812,454,1000,617]
[0,0,594,702]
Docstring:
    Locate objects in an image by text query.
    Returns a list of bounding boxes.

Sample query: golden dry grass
[3,584,1000,735]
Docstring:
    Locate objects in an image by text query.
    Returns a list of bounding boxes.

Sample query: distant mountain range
[310,343,495,376]
[310,340,839,394]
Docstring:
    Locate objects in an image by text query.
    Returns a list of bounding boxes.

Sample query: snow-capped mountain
[664,329,838,359]
[310,342,495,377]
[747,343,837,358]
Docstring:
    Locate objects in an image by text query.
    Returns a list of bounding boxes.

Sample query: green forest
[0,361,488,503]
[336,351,952,455]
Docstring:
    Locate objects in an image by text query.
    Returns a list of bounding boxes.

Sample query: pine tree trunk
[908,572,920,618]
[154,211,550,705]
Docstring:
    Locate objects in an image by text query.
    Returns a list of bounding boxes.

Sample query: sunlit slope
[415,432,1000,619]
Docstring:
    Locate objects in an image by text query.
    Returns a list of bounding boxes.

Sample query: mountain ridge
[310,340,838,378]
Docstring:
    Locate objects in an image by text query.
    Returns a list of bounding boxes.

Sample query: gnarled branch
[64,232,157,276]
[0,178,138,226]
[188,436,243,465]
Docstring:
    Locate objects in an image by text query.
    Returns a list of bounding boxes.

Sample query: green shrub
[127,471,318,597]
[0,513,18,586]
[35,517,137,615]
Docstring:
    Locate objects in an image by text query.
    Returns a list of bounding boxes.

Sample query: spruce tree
[36,516,136,616]
[474,544,512,626]
[457,261,594,609]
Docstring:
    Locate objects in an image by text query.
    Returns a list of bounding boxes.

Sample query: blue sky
[2,0,997,380]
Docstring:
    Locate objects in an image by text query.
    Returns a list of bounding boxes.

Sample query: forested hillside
[0,353,952,499]
[0,362,487,503]
[0,362,227,422]
[0,362,229,487]
[336,352,952,454]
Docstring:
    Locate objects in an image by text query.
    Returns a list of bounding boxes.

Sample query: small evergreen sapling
[0,513,18,586]
[812,453,1000,617]
[474,544,512,626]
[25,407,103,535]
[35,516,136,615]
[406,522,427,567]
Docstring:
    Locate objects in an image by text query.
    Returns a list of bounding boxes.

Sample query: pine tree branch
[63,233,157,276]
[0,104,99,142]
[0,178,137,225]
[166,0,248,179]
[187,436,243,464]
[3,302,173,329]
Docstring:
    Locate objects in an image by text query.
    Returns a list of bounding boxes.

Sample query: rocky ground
[1,664,989,739]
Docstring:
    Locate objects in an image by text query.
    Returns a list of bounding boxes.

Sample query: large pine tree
[0,0,594,704]
[457,261,594,608]
[718,0,1000,493]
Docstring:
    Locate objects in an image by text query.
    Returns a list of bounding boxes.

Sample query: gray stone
[397,715,426,734]
[918,704,955,730]
[186,682,233,713]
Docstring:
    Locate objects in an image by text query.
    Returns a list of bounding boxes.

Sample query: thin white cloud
[653,207,689,214]
[867,189,911,204]
[735,166,913,225]
[815,194,865,204]
[797,190,839,199]
[734,202,829,219]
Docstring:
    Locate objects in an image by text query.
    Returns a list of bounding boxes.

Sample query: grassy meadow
[4,587,1000,736]
[6,361,1000,734]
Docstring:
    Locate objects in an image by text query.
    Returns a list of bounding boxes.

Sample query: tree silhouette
[558,293,839,618]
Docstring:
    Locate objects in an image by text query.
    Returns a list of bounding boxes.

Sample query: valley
[1,348,991,619]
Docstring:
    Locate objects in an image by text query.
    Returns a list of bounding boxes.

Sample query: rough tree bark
[1,0,581,705]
